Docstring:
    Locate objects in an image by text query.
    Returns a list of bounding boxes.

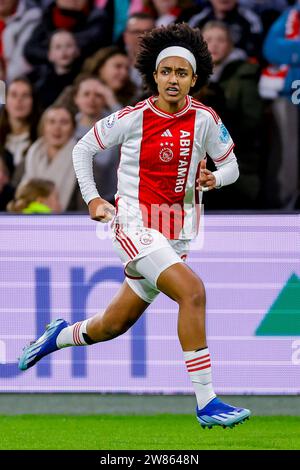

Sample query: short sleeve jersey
[93,95,235,240]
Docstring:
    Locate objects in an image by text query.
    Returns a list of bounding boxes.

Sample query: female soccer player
[19,23,250,429]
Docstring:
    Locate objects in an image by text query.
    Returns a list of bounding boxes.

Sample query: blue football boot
[18,319,69,371]
[197,397,251,429]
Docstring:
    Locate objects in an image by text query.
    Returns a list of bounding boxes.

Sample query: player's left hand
[196,158,216,192]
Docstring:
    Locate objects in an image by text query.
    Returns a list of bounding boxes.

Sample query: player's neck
[155,96,187,114]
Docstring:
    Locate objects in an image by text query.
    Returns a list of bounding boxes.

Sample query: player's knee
[179,278,205,308]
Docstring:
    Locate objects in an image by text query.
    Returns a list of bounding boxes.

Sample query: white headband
[155,46,197,73]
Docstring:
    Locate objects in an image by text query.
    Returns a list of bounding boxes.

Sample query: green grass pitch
[1,415,300,450]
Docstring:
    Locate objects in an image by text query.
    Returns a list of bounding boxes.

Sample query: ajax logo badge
[159,141,174,162]
[140,232,154,245]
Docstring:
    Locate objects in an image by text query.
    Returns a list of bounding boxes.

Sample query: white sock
[56,319,92,348]
[183,347,216,410]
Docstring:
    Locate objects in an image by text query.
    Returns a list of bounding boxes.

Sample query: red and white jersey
[73,95,237,240]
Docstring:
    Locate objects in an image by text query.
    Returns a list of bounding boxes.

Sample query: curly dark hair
[135,23,213,94]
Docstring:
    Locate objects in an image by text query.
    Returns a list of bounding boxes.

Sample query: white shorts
[111,224,189,303]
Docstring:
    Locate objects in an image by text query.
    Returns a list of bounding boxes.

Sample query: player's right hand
[196,158,216,192]
[88,197,115,223]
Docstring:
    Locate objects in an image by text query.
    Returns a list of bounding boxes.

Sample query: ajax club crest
[159,141,174,162]
[139,232,154,245]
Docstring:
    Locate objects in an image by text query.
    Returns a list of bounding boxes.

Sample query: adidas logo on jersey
[161,129,173,137]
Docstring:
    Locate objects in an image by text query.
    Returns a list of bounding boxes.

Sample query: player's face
[43,108,74,149]
[154,56,197,105]
[6,81,33,120]
[203,27,232,64]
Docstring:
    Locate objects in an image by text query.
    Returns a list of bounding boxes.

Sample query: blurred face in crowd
[210,0,237,15]
[43,108,74,149]
[202,26,232,64]
[48,31,79,71]
[98,54,130,92]
[56,0,88,10]
[6,80,33,121]
[124,17,155,60]
[152,0,178,15]
[74,79,105,118]
[0,0,18,17]
[38,188,62,213]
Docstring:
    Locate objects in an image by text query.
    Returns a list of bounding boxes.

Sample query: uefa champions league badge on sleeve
[219,122,230,144]
[105,113,116,128]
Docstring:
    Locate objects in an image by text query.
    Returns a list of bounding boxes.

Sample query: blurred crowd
[0,0,299,214]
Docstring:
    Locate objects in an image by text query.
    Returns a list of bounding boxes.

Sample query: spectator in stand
[29,29,81,110]
[72,75,120,205]
[0,77,40,185]
[263,2,300,102]
[173,1,208,23]
[0,0,41,82]
[73,75,121,140]
[82,46,137,106]
[95,0,144,43]
[239,0,288,14]
[122,12,155,89]
[143,0,193,27]
[96,0,143,16]
[7,178,61,213]
[21,105,79,211]
[199,21,263,209]
[189,0,263,60]
[239,0,289,35]
[0,151,15,211]
[24,0,109,67]
[260,1,300,208]
[32,0,52,6]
